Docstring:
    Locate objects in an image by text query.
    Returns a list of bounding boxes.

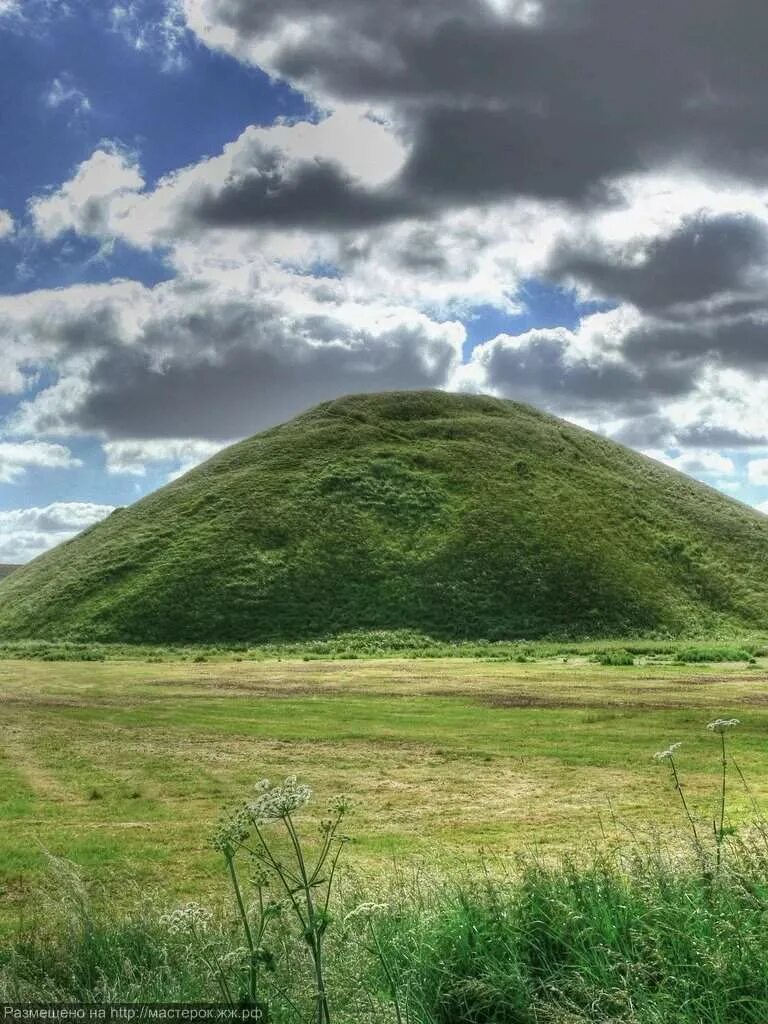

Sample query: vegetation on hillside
[1,390,767,642]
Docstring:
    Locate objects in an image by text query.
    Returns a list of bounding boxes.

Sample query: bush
[592,649,635,666]
[675,645,753,663]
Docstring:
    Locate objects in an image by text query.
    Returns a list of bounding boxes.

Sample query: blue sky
[1,0,768,560]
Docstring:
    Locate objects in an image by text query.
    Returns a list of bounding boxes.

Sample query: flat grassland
[1,654,766,915]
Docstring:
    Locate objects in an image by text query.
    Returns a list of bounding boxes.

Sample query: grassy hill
[1,390,767,643]
[0,564,18,580]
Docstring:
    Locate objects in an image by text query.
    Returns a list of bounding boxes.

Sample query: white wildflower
[160,902,212,936]
[212,804,251,853]
[342,902,389,924]
[654,742,682,762]
[707,718,740,733]
[246,776,312,824]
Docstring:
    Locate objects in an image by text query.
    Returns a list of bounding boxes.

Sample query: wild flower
[654,742,682,762]
[246,776,312,824]
[652,739,702,857]
[708,718,741,872]
[211,804,251,854]
[707,718,740,733]
[212,777,350,1023]
[160,902,213,936]
[342,902,389,925]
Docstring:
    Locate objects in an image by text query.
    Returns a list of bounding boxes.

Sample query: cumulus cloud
[455,304,768,453]
[747,458,768,486]
[648,449,736,477]
[3,272,464,440]
[27,111,410,250]
[183,0,768,205]
[0,441,81,483]
[9,0,768,494]
[30,146,144,242]
[103,438,227,476]
[457,306,690,417]
[550,212,768,314]
[0,210,14,238]
[0,502,114,563]
[182,109,411,232]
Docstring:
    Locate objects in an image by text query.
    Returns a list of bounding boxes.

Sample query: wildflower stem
[250,824,309,932]
[191,921,235,1008]
[225,852,258,1006]
[669,757,700,847]
[716,731,727,873]
[283,812,331,1024]
[367,918,404,1024]
[323,839,345,918]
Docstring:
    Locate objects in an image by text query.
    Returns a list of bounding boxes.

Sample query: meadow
[3,646,768,1020]
[2,646,766,908]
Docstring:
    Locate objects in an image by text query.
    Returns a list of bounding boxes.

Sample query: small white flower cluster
[160,902,213,936]
[654,742,682,762]
[707,718,741,733]
[342,902,390,924]
[246,776,312,824]
[212,804,251,854]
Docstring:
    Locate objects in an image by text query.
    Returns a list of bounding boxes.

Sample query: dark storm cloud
[190,0,768,203]
[549,215,768,312]
[76,338,455,439]
[188,158,421,230]
[476,329,696,420]
[16,288,461,439]
[621,314,768,371]
[676,424,768,449]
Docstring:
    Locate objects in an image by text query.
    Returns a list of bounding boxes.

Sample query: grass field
[2,651,767,920]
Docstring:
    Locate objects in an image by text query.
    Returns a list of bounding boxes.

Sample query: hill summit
[1,390,767,643]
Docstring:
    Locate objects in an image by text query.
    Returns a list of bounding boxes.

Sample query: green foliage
[6,722,768,1022]
[675,645,755,663]
[372,842,768,1024]
[592,649,635,666]
[1,390,768,644]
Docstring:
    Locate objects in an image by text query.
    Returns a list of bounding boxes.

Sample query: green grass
[374,839,768,1023]
[4,799,768,1022]
[2,390,768,643]
[3,652,768,1018]
[0,631,764,663]
[2,652,768,914]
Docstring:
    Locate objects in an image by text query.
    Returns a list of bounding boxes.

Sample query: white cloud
[103,438,227,476]
[0,440,81,483]
[110,0,189,71]
[29,146,144,242]
[43,75,91,118]
[0,502,114,563]
[0,441,81,483]
[0,210,14,238]
[2,270,464,441]
[649,450,736,477]
[747,458,768,486]
[27,110,408,251]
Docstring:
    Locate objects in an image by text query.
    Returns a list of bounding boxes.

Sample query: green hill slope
[1,390,767,642]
